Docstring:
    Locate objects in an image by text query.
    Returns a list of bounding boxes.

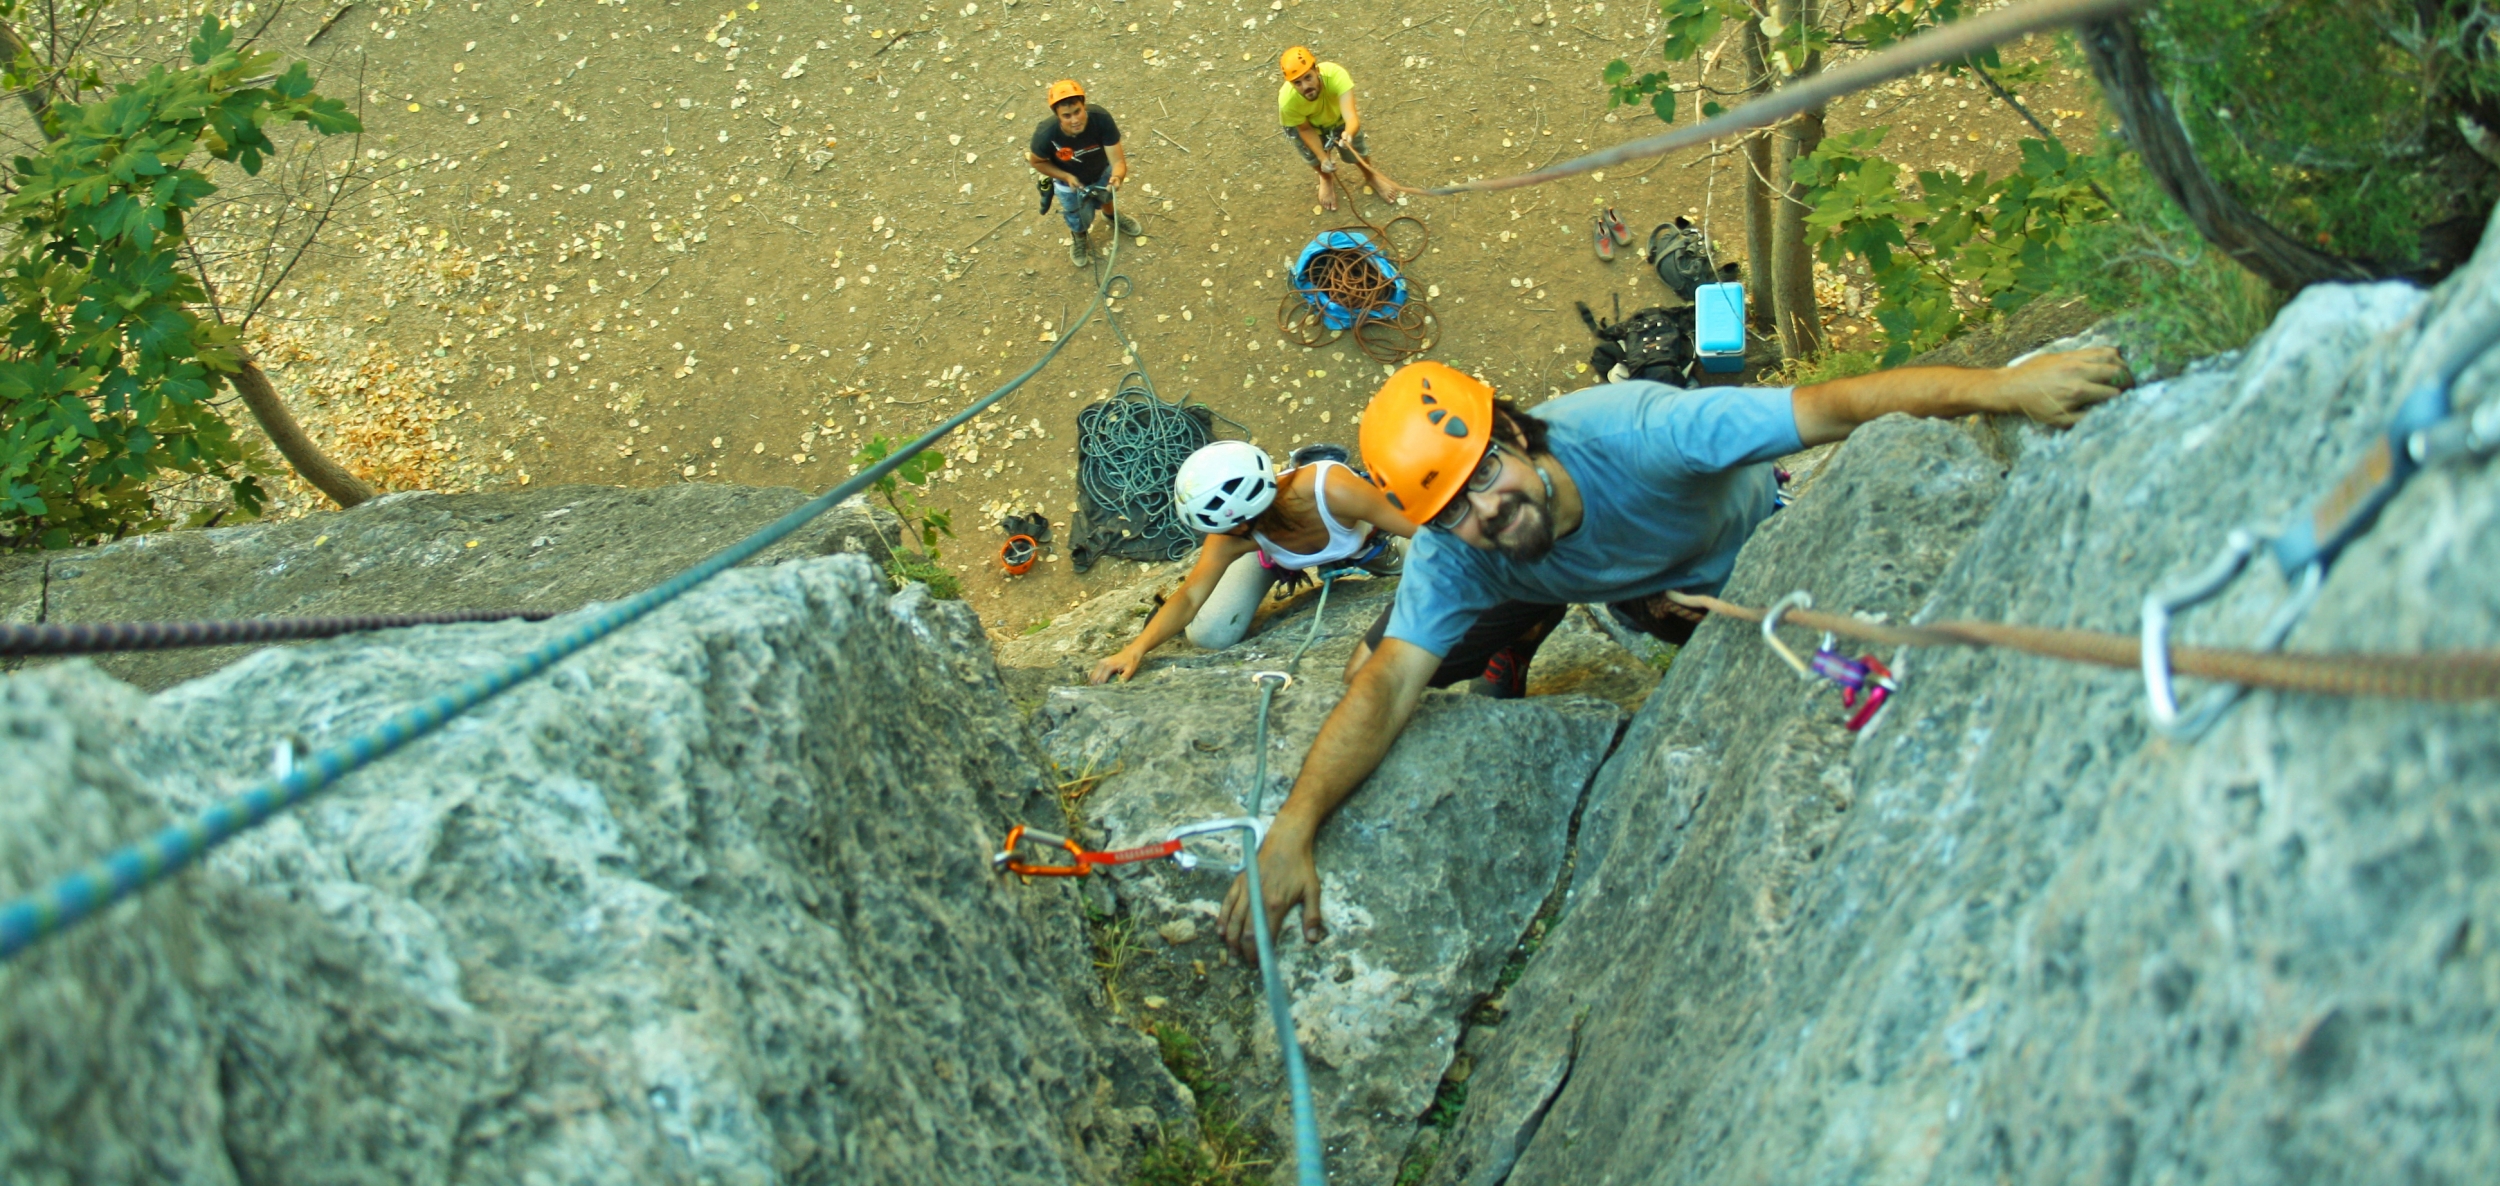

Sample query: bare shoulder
[1320,463,1415,535]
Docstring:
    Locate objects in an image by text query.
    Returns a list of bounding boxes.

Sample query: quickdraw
[990,824,1184,878]
[1764,592,1899,732]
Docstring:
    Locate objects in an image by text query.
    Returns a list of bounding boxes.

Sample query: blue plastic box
[1694,282,1746,374]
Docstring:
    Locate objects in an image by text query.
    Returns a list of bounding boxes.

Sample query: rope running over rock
[1,609,558,657]
[1672,592,2500,703]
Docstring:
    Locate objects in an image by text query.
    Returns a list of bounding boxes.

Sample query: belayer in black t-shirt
[1026,79,1142,267]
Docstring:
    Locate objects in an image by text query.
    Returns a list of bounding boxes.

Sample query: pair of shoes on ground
[1592,207,1632,261]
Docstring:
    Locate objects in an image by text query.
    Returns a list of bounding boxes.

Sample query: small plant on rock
[851,434,958,598]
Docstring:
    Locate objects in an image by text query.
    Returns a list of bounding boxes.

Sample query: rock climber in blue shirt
[1218,351,2134,963]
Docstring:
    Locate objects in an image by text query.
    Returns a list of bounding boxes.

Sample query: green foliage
[0,14,359,549]
[2041,154,2287,375]
[1130,1023,1271,1186]
[851,433,959,597]
[2140,0,2500,270]
[1794,128,2116,364]
[1603,1,1996,126]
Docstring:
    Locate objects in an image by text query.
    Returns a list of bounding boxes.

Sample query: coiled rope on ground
[1,609,558,657]
[1278,214,1440,364]
[1075,376,1210,563]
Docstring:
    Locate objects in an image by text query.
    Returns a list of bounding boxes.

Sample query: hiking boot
[1068,237,1090,267]
[1469,645,1529,699]
[1114,212,1143,238]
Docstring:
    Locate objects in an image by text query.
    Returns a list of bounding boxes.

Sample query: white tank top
[1250,460,1376,569]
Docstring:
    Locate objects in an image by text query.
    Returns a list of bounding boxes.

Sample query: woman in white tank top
[1091,454,1411,683]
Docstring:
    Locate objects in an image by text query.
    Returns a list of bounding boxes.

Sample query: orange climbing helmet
[1358,361,1495,526]
[1280,46,1317,81]
[1046,79,1086,108]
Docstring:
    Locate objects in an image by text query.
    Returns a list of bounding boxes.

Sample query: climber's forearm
[1790,366,1996,445]
[1269,639,1435,847]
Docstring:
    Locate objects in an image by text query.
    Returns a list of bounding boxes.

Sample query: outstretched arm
[1790,347,2133,446]
[1092,534,1256,683]
[1219,637,1439,963]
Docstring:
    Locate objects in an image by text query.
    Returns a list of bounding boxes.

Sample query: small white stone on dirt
[1157,919,1198,946]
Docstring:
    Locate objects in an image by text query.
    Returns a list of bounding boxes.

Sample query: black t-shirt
[1029,108,1122,186]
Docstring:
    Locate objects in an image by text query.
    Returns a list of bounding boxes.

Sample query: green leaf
[1602,58,1631,86]
[1650,90,1676,124]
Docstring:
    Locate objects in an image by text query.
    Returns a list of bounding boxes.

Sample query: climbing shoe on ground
[1605,207,1633,249]
[1470,645,1529,699]
[1593,213,1616,262]
[1115,212,1144,238]
[1069,237,1091,267]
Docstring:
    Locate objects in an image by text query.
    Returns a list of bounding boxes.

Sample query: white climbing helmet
[1173,440,1278,534]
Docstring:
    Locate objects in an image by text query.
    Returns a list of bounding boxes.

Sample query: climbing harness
[1279,218,1439,364]
[2140,273,2500,737]
[1424,0,2152,197]
[0,230,1142,963]
[0,608,558,658]
[990,824,1184,877]
[1761,592,1897,732]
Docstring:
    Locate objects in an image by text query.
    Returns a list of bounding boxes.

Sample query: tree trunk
[231,355,376,508]
[1770,0,1826,359]
[1739,20,1776,332]
[2078,16,2375,291]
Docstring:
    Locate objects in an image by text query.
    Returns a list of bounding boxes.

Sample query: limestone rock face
[0,556,1185,1184]
[0,484,901,692]
[1424,235,2500,1181]
[1029,572,1623,1184]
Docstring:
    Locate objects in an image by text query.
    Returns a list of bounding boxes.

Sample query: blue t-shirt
[1383,381,1801,657]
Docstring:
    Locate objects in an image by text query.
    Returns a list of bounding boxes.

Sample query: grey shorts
[1284,125,1371,168]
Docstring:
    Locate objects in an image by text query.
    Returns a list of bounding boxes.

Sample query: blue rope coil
[0,237,1134,963]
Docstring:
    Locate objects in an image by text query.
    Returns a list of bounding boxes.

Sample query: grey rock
[1,483,903,692]
[0,555,1187,1184]
[1425,222,2500,1183]
[1032,573,1622,1185]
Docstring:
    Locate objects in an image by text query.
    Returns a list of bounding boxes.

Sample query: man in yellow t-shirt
[1277,46,1407,210]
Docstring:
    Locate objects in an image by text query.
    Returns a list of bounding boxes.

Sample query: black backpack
[1646,216,1742,301]
[1576,295,1698,387]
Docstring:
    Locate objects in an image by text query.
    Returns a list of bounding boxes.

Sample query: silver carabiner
[1760,591,1816,680]
[2141,529,2323,739]
[1164,815,1267,873]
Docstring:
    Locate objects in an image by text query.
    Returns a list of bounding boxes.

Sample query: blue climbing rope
[1242,670,1327,1186]
[0,236,1135,963]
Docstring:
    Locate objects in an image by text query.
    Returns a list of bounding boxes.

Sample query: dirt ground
[86,0,2103,642]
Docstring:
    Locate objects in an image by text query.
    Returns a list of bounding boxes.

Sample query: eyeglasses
[1426,443,1508,531]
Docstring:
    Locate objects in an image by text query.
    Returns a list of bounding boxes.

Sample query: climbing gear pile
[991,825,1184,877]
[1357,360,1496,526]
[1279,219,1439,364]
[999,535,1039,575]
[1575,295,1701,387]
[0,215,1146,963]
[1647,216,1734,300]
[1,608,557,658]
[1760,593,1896,731]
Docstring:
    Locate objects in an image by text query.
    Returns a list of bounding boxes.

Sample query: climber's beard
[1483,490,1556,563]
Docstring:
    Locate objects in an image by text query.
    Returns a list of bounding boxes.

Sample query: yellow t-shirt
[1277,62,1355,130]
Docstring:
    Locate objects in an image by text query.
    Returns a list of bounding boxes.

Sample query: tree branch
[2077,15,2378,290]
[230,355,376,508]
